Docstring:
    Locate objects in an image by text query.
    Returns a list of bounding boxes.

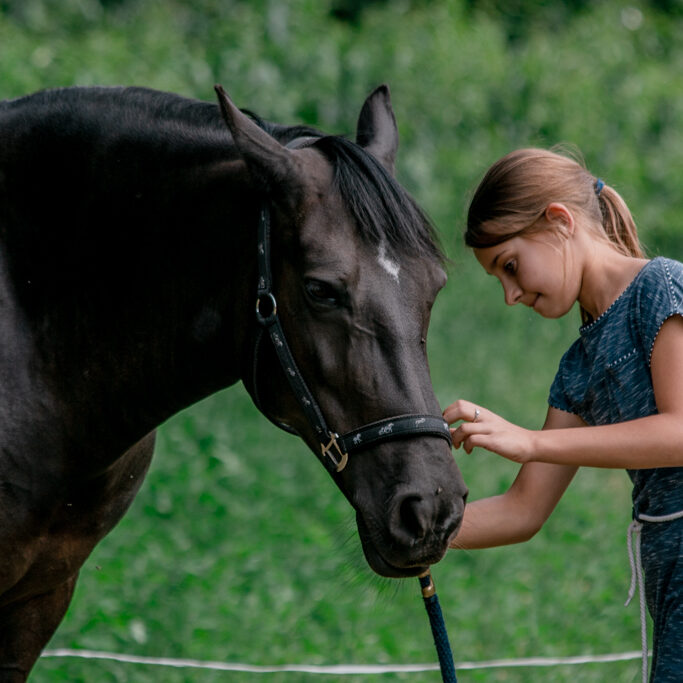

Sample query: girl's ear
[545,202,575,236]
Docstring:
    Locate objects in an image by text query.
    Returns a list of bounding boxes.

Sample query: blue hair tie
[595,178,605,197]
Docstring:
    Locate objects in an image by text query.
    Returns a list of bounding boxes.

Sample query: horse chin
[364,550,428,579]
[355,513,444,579]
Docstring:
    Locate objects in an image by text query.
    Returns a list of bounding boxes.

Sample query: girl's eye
[304,279,341,307]
[503,259,516,274]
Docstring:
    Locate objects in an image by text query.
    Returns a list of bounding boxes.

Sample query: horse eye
[305,279,340,306]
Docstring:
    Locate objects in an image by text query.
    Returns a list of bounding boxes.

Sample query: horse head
[216,85,467,578]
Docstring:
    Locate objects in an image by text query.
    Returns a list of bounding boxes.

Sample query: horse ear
[355,84,398,176]
[214,84,298,193]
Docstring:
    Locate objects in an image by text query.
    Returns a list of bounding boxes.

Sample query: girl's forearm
[450,460,578,550]
[450,494,541,549]
[531,413,683,468]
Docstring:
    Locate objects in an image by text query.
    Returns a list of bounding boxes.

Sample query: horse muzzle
[352,458,467,578]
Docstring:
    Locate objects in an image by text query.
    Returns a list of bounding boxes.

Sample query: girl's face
[474,229,581,319]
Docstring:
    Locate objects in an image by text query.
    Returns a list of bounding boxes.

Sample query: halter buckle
[321,432,348,472]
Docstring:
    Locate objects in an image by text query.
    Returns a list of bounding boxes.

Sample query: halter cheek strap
[251,205,452,475]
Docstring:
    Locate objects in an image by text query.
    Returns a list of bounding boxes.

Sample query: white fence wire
[42,648,647,675]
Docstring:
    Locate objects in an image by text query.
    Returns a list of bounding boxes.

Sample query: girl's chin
[528,295,572,319]
[536,302,573,320]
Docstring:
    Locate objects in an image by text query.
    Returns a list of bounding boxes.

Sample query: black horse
[0,83,467,679]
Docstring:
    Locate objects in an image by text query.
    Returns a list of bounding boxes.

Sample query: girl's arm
[448,315,683,469]
[449,407,580,550]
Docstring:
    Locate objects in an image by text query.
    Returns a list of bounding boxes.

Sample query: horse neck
[0,91,261,456]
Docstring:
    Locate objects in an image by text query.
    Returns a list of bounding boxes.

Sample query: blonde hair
[466,148,644,259]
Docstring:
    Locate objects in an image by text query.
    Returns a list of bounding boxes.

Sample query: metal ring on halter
[255,292,278,325]
[473,408,480,423]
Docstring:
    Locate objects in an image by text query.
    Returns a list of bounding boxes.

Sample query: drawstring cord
[625,510,683,683]
[625,519,648,683]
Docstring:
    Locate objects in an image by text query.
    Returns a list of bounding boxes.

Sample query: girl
[444,148,683,682]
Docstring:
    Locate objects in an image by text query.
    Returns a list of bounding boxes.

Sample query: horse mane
[251,117,445,266]
[1,87,445,277]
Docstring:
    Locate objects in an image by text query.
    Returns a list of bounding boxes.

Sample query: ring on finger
[473,408,481,422]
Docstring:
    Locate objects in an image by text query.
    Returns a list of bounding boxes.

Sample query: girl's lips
[531,294,540,309]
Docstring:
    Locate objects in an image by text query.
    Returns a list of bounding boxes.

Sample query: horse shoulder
[0,431,156,605]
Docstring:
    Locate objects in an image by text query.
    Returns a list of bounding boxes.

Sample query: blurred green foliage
[3,0,682,680]
[1,0,682,257]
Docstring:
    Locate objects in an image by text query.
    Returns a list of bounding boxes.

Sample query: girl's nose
[504,283,523,306]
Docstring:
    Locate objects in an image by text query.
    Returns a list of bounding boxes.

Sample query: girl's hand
[442,399,536,464]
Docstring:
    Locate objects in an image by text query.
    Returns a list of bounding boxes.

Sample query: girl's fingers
[443,399,484,425]
[450,420,489,450]
[451,428,478,453]
[446,403,529,462]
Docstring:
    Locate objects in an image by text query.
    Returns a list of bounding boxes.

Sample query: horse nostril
[390,488,466,553]
[398,495,429,541]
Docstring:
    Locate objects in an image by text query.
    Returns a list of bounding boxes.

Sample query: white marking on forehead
[377,242,400,282]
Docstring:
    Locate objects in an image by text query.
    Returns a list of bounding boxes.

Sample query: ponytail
[596,183,644,258]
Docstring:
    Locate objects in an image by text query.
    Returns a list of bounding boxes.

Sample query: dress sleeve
[548,345,578,414]
[636,258,683,366]
[548,369,571,412]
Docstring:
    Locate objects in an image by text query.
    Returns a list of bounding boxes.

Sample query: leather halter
[250,203,452,476]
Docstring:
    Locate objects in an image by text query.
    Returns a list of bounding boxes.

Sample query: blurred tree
[649,0,683,14]
[330,0,389,24]
[463,0,591,42]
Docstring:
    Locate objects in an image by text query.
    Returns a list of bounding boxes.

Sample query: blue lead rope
[419,570,457,682]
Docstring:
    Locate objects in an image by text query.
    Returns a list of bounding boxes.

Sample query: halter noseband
[250,204,452,475]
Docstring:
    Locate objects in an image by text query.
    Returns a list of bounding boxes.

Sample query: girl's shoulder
[577,257,671,337]
[631,256,683,365]
[637,256,683,288]
[632,256,683,311]
[569,257,683,365]
[549,256,683,420]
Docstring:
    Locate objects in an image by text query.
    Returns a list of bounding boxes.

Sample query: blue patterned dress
[548,257,683,682]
